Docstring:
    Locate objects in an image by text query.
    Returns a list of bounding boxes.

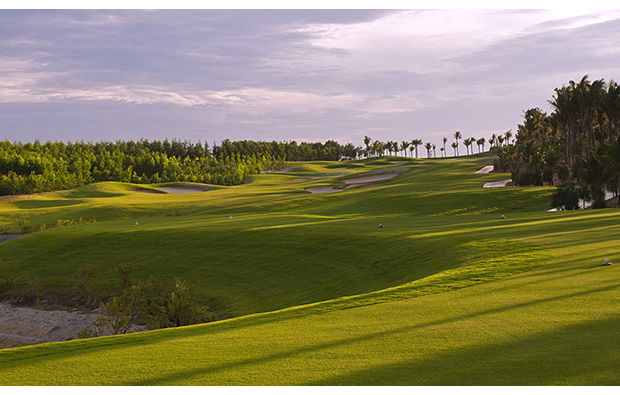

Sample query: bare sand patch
[389,161,408,164]
[483,179,513,188]
[0,234,26,243]
[343,173,398,184]
[476,165,494,173]
[0,304,145,349]
[306,172,400,193]
[305,186,346,194]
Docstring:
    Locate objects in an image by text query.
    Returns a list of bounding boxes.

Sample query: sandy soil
[476,165,494,173]
[306,173,399,194]
[0,234,26,243]
[483,179,513,188]
[0,303,147,349]
[342,173,398,184]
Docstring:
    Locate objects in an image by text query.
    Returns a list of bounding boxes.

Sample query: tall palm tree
[411,139,423,158]
[364,136,372,155]
[451,142,458,157]
[490,133,496,149]
[453,131,462,156]
[400,141,410,157]
[463,137,474,155]
[476,137,486,153]
[432,144,436,158]
[424,142,432,158]
[442,137,448,157]
[504,130,513,145]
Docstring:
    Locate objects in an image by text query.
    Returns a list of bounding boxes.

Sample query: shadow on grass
[124,281,620,385]
[12,199,86,209]
[306,314,620,385]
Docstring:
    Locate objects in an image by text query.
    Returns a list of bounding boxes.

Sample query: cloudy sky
[2,6,620,148]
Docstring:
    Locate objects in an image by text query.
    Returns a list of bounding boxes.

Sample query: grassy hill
[1,153,619,385]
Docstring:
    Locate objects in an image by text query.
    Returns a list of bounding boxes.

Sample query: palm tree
[504,130,513,145]
[451,142,458,157]
[364,136,372,156]
[400,141,410,157]
[440,147,445,157]
[497,135,505,147]
[372,140,383,157]
[463,137,474,155]
[424,142,432,158]
[476,137,486,153]
[453,131,462,156]
[490,133,496,149]
[442,137,448,157]
[432,144,437,158]
[411,139,423,158]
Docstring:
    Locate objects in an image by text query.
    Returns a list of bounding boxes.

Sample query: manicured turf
[1,153,619,385]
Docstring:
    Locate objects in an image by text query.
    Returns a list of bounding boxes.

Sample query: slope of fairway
[4,154,620,385]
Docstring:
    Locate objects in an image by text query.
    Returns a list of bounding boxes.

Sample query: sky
[2,4,620,149]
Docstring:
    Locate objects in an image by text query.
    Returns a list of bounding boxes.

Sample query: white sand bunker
[476,165,494,173]
[483,179,513,188]
[306,173,398,193]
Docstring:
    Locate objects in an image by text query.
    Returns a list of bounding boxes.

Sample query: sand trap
[343,173,398,184]
[0,303,145,349]
[483,179,513,188]
[305,186,346,194]
[476,165,494,173]
[306,172,399,193]
[132,189,162,194]
[389,161,408,164]
[157,187,206,194]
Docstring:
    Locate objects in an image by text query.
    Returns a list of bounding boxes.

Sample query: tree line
[495,75,620,208]
[0,139,305,196]
[1,129,507,196]
[361,131,509,159]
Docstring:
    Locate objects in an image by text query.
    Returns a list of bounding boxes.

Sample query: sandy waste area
[0,303,144,349]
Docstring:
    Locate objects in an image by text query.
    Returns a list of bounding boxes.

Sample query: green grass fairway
[1,154,619,385]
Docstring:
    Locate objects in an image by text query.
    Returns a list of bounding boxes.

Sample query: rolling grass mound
[1,154,619,385]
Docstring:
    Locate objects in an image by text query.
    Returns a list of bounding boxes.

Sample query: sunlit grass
[1,154,619,384]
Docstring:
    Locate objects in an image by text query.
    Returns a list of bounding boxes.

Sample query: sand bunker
[483,179,513,188]
[343,173,398,184]
[306,172,399,193]
[305,186,349,194]
[476,165,494,173]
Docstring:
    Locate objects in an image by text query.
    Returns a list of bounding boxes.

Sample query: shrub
[19,218,32,233]
[551,186,580,210]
